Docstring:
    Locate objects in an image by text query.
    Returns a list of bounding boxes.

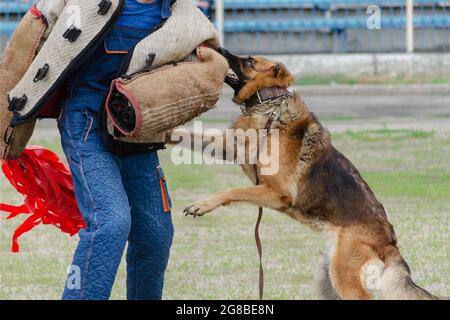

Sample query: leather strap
[255,202,264,300]
[244,86,285,300]
[253,135,264,300]
[252,114,276,300]
[243,87,290,110]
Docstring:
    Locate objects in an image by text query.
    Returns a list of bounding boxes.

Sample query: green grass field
[295,74,450,86]
[0,128,449,299]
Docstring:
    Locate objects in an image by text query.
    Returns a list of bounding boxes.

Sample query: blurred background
[2,0,450,85]
[0,0,449,299]
[209,0,449,54]
[3,1,450,53]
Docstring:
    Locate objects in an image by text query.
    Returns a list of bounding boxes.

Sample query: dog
[169,48,438,300]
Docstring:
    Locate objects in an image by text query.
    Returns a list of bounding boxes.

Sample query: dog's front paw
[183,199,218,218]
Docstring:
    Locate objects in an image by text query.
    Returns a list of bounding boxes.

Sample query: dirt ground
[32,85,450,136]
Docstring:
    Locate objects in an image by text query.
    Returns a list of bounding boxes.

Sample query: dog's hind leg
[328,230,373,300]
[315,254,341,300]
[184,185,290,217]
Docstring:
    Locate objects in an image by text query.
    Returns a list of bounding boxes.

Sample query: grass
[295,74,450,86]
[333,128,435,142]
[0,128,449,299]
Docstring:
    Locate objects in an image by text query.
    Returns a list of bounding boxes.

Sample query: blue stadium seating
[224,16,450,33]
[0,21,19,35]
[1,0,447,15]
[219,0,447,10]
[0,0,450,35]
[1,0,33,35]
[0,2,31,15]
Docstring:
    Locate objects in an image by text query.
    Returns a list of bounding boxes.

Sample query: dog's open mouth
[225,68,239,82]
[217,47,246,91]
[224,67,246,93]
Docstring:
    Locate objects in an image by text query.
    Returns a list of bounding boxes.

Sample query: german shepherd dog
[172,48,438,300]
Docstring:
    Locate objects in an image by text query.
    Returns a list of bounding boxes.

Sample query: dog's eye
[243,60,253,68]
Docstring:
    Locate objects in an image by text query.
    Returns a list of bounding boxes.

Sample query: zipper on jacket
[117,0,179,78]
[116,17,170,80]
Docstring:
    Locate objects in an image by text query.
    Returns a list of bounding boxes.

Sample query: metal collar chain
[240,92,292,131]
[240,92,292,118]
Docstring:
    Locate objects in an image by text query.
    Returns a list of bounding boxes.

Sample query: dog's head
[217,48,294,104]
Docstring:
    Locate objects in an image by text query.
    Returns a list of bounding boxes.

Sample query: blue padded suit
[59,0,174,300]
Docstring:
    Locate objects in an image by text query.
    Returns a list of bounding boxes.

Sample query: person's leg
[120,151,174,300]
[59,108,131,300]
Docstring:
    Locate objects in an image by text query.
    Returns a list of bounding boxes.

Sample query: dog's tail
[380,246,438,300]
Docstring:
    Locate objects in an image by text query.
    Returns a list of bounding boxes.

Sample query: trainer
[0,0,219,300]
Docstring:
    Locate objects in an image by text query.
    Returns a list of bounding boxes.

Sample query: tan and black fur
[168,49,438,300]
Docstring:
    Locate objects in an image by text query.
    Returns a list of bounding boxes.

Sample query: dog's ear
[272,63,293,85]
[272,63,288,77]
[272,63,281,76]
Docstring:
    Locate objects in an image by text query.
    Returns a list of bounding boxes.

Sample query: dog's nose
[216,47,231,57]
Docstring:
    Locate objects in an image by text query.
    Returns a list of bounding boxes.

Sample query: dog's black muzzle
[216,47,247,93]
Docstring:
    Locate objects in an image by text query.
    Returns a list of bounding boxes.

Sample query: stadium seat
[217,0,446,10]
[223,16,450,33]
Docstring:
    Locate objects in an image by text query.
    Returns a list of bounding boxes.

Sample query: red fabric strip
[1,146,86,252]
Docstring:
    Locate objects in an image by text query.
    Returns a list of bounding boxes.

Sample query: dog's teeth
[226,69,238,80]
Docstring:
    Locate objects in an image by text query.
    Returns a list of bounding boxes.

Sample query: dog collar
[240,87,292,116]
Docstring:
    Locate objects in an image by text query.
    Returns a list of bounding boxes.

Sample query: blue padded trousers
[58,96,173,300]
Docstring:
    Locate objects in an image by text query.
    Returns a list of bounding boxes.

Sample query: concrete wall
[268,53,450,76]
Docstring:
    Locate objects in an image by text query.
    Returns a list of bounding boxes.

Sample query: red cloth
[0,146,85,252]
